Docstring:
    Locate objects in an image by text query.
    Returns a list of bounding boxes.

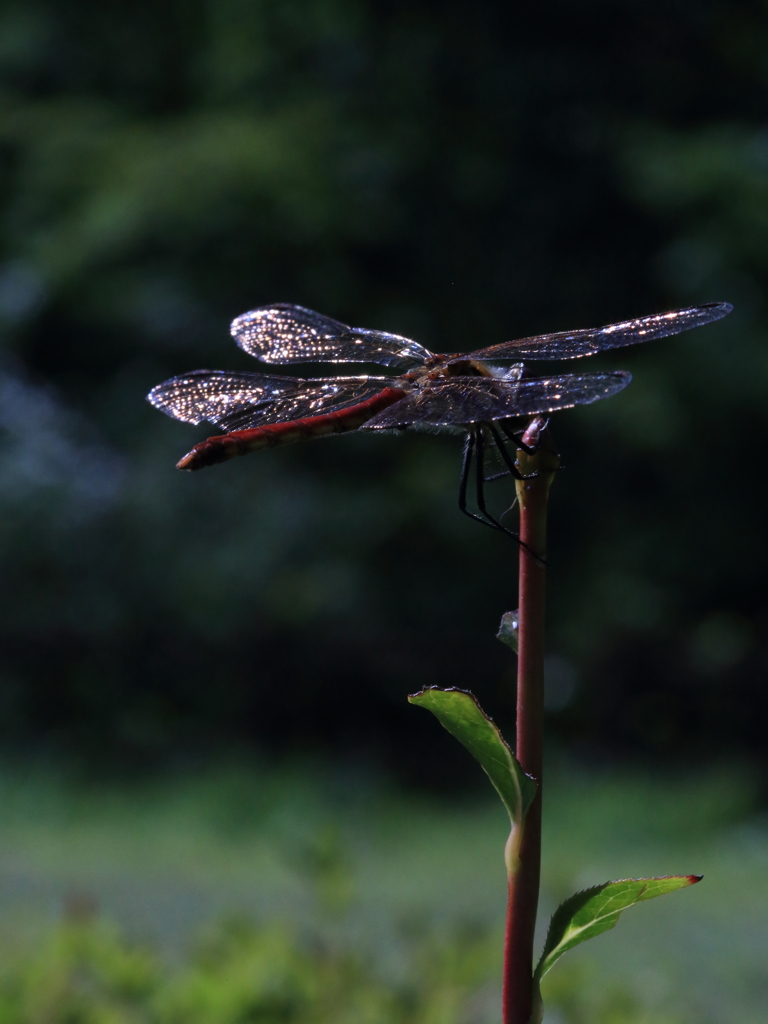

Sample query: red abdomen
[176,387,407,471]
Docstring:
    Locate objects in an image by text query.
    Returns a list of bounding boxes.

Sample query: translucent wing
[231,303,433,368]
[462,302,733,362]
[362,371,631,429]
[147,370,395,432]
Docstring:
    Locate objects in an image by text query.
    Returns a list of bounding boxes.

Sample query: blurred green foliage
[0,916,678,1024]
[0,761,760,1024]
[0,0,766,768]
[0,761,759,1022]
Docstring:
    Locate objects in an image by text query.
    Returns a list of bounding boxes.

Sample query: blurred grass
[0,761,762,1022]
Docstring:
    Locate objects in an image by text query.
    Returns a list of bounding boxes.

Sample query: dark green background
[0,0,765,776]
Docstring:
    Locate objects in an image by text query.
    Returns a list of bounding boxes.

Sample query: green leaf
[534,875,702,983]
[408,687,536,827]
[497,610,519,653]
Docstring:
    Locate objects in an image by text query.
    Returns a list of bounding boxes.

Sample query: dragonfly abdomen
[176,386,408,471]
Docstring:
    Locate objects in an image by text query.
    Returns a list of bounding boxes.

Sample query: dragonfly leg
[458,429,546,563]
[495,421,563,479]
[458,432,475,516]
[458,429,506,532]
[475,428,504,526]
[474,428,528,540]
[481,424,528,483]
[487,423,526,480]
[458,431,498,531]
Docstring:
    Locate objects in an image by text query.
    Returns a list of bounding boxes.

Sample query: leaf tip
[687,874,703,884]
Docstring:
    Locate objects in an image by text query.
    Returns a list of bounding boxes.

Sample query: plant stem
[503,431,559,1024]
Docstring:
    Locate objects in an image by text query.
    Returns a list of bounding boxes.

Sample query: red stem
[502,442,556,1024]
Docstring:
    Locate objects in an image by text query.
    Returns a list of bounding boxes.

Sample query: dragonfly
[147,300,732,537]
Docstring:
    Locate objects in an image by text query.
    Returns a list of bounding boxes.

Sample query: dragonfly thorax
[414,355,495,382]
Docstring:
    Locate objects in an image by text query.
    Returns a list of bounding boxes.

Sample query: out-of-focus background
[0,1,766,1021]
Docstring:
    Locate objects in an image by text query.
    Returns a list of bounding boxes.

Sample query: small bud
[497,610,519,653]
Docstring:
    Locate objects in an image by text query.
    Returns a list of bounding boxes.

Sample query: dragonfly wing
[362,371,631,428]
[463,301,733,361]
[231,303,432,368]
[147,370,395,432]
